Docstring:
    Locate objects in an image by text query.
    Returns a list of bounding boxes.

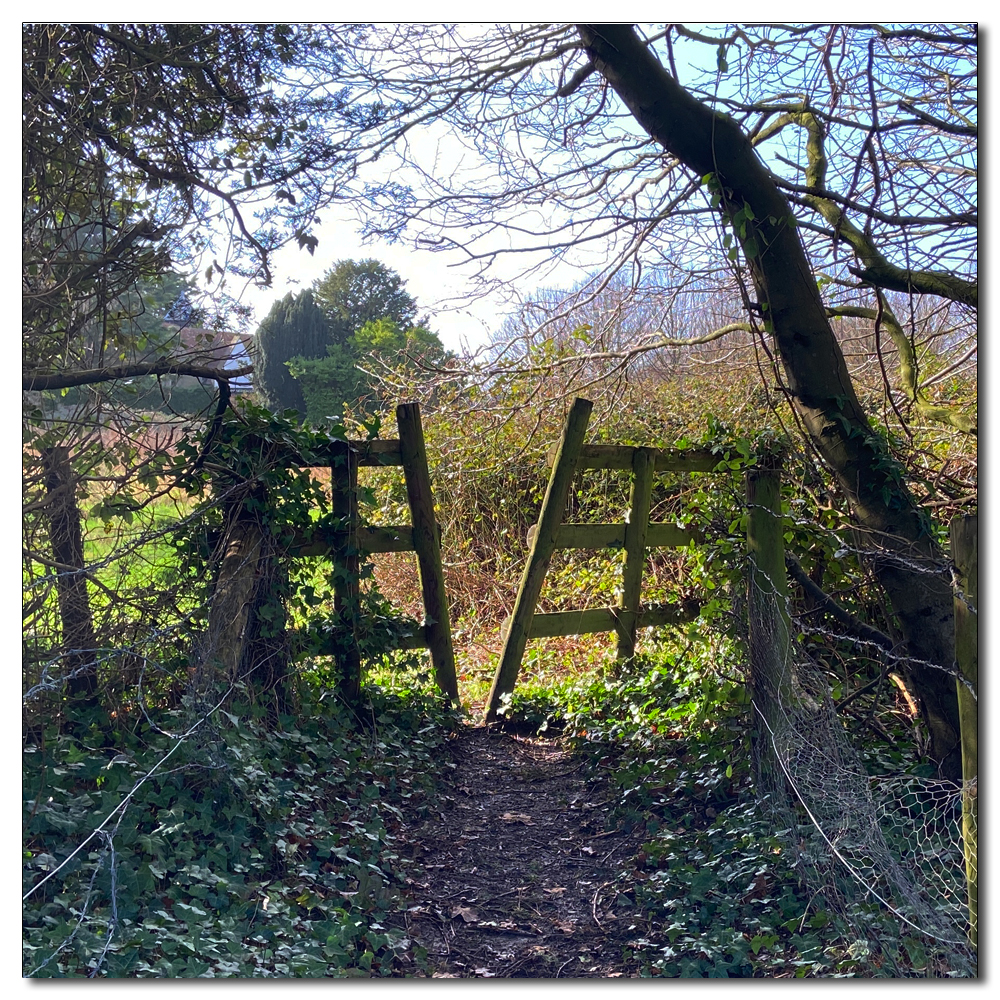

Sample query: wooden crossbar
[526,522,702,550]
[296,439,403,467]
[308,623,433,656]
[505,601,702,640]
[288,524,437,557]
[549,443,719,473]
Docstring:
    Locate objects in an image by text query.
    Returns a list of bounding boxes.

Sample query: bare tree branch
[24,361,252,392]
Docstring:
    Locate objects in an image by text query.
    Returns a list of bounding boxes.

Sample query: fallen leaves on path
[390,727,649,978]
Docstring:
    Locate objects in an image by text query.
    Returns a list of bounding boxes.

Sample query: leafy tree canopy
[313,259,421,345]
[285,261,448,425]
[23,22,366,389]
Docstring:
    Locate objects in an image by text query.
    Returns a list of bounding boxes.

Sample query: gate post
[486,397,593,721]
[616,447,655,662]
[951,514,978,950]
[396,402,460,706]
[332,440,362,704]
[42,446,98,700]
[746,448,790,786]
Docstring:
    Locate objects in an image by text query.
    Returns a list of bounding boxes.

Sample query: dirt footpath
[390,725,653,978]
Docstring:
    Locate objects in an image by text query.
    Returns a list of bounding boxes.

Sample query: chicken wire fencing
[743,561,976,978]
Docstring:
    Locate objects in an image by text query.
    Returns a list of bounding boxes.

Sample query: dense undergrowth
[23,639,955,978]
[23,349,975,977]
[497,642,950,978]
[23,683,459,978]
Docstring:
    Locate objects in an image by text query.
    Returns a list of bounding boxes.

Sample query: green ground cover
[23,682,459,978]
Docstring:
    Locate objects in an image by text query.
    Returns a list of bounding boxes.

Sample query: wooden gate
[287,402,459,706]
[485,397,720,722]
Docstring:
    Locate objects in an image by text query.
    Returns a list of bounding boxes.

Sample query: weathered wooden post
[746,448,790,786]
[616,446,656,662]
[42,446,98,700]
[332,439,362,704]
[951,514,977,950]
[396,402,460,706]
[486,397,593,722]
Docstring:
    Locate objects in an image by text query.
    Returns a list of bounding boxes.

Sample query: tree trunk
[579,24,960,775]
[42,446,98,701]
[193,484,291,718]
[238,527,291,720]
[194,508,263,686]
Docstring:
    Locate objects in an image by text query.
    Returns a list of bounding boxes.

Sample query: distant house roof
[161,323,241,365]
[223,334,255,392]
[158,323,253,389]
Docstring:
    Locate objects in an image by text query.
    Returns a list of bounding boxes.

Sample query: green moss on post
[951,514,978,951]
[746,449,791,784]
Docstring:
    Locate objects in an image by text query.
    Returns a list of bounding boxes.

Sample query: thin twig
[592,880,611,929]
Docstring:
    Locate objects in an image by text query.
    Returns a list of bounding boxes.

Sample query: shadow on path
[390,725,650,978]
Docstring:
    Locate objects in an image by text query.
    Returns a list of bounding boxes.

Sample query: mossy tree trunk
[194,502,263,688]
[42,446,98,703]
[579,24,960,775]
[193,480,290,716]
[238,513,292,720]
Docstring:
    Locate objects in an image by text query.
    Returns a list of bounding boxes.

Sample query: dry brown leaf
[543,886,567,895]
[500,812,535,825]
[553,919,576,934]
[451,905,478,923]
